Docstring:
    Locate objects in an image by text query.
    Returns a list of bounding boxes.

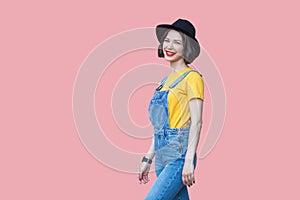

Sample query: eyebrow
[165,38,182,42]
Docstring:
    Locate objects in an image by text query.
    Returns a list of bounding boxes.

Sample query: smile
[165,50,176,57]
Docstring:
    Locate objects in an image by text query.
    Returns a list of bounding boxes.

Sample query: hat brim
[156,24,200,56]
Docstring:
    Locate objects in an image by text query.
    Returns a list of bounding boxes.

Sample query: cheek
[162,42,168,49]
[175,46,184,55]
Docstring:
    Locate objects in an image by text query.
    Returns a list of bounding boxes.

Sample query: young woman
[138,19,204,200]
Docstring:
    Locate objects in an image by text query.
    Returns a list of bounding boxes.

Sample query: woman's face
[162,30,184,63]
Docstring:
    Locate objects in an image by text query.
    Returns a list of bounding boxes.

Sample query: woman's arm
[138,137,156,184]
[182,98,203,186]
[144,137,156,160]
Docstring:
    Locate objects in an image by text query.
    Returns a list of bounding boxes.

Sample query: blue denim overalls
[145,69,202,200]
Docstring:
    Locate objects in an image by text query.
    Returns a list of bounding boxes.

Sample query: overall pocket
[148,104,167,129]
[165,134,183,155]
[162,134,183,163]
[148,90,169,129]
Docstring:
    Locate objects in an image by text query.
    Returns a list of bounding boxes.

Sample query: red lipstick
[165,50,176,57]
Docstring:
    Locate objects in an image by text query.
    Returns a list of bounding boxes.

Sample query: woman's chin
[164,56,181,63]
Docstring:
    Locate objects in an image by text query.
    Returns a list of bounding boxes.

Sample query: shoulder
[186,70,204,83]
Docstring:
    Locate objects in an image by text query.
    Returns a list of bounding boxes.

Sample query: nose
[166,41,174,49]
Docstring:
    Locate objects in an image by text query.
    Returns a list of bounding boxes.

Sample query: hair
[157,30,200,65]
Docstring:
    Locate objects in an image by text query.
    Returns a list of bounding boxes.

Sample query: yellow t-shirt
[160,67,204,128]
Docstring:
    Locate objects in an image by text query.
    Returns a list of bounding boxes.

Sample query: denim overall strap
[169,69,202,89]
[155,76,168,91]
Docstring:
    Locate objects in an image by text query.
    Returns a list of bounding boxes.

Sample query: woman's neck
[170,58,188,72]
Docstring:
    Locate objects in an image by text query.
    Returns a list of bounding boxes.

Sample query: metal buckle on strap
[156,85,163,91]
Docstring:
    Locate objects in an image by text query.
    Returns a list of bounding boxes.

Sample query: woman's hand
[182,161,195,187]
[138,162,151,184]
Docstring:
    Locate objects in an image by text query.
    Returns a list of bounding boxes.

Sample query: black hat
[155,18,200,56]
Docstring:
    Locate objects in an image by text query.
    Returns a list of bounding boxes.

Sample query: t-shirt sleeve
[186,72,204,101]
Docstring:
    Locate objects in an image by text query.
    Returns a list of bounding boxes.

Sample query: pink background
[1,0,299,199]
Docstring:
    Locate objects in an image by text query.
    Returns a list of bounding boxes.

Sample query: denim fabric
[146,70,198,200]
[145,154,197,200]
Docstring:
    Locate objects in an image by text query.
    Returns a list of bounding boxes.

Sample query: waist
[154,126,190,136]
